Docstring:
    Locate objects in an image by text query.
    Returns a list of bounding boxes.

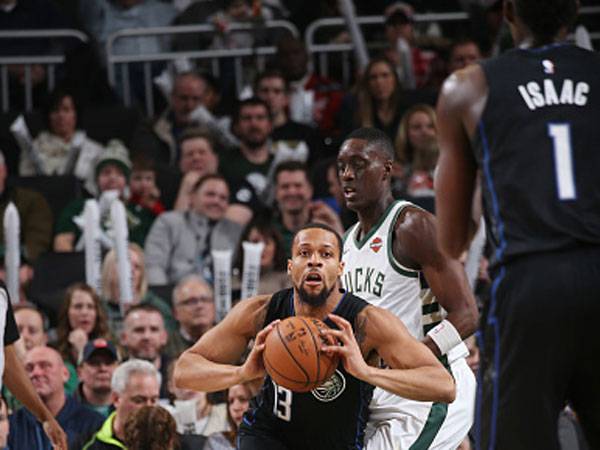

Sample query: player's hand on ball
[320,314,370,380]
[240,320,280,382]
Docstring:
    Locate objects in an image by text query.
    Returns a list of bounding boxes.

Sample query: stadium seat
[26,251,86,325]
[10,174,84,220]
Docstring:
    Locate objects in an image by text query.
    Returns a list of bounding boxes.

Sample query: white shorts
[365,357,476,450]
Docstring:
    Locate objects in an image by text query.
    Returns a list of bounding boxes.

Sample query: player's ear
[287,259,292,275]
[382,159,393,180]
[337,260,345,277]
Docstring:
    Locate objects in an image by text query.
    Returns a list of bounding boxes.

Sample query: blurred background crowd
[0,0,597,448]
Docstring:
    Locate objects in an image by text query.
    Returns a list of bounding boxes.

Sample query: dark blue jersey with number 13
[238,288,374,450]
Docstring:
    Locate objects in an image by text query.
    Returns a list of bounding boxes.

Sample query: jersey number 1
[547,123,577,200]
[273,382,292,422]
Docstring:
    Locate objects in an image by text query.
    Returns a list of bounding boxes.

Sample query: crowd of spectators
[1,0,596,448]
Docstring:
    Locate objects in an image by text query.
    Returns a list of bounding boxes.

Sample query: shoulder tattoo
[252,296,270,334]
[354,313,368,346]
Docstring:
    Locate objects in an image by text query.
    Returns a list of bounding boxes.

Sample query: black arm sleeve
[0,282,19,345]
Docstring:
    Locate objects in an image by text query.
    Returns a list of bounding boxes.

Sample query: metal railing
[1,6,599,115]
[105,20,299,116]
[0,29,88,112]
[305,12,469,86]
[304,7,600,86]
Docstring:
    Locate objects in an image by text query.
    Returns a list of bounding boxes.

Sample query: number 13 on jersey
[273,381,292,422]
[548,123,577,201]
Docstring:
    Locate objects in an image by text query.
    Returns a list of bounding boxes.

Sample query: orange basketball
[263,316,339,393]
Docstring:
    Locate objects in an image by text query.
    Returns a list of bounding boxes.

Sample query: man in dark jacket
[8,346,104,449]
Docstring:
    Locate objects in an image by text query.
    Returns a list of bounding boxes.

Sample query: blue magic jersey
[239,288,374,450]
[477,44,600,267]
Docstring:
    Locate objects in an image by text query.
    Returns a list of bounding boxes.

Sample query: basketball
[263,316,339,393]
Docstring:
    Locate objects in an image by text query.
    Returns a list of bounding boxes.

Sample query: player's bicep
[188,295,270,364]
[436,74,479,257]
[364,308,441,370]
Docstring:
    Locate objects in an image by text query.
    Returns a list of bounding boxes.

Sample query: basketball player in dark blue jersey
[436,0,600,449]
[174,223,455,449]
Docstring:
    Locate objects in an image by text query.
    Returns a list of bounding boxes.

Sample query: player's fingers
[321,344,346,355]
[327,313,352,331]
[320,328,346,344]
[256,319,280,344]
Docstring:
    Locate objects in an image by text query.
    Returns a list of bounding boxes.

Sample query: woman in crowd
[124,405,178,450]
[101,242,176,336]
[19,88,103,194]
[56,282,112,394]
[396,104,438,199]
[233,217,288,299]
[204,383,253,450]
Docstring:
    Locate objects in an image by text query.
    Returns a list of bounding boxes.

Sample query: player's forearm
[362,364,456,403]
[174,350,246,392]
[3,345,54,423]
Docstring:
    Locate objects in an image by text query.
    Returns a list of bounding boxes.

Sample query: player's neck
[293,288,344,320]
[357,194,394,238]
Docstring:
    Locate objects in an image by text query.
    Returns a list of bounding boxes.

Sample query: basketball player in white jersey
[338,127,478,449]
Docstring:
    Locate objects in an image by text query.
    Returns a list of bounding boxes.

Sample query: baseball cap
[95,140,132,180]
[79,338,120,365]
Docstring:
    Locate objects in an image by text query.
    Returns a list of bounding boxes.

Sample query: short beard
[243,136,267,150]
[297,283,334,308]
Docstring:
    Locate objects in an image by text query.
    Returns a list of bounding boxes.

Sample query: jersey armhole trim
[387,204,420,278]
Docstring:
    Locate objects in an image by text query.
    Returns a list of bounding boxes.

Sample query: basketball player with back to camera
[435,0,600,449]
[174,223,455,450]
[337,127,478,450]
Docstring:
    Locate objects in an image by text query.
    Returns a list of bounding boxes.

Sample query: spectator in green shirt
[53,140,156,252]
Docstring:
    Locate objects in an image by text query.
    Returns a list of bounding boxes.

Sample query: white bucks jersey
[342,200,469,361]
[342,201,423,339]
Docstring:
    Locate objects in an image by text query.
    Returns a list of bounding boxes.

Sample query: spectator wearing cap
[8,346,104,449]
[81,359,161,450]
[0,150,53,264]
[53,140,157,252]
[164,275,215,359]
[76,339,120,418]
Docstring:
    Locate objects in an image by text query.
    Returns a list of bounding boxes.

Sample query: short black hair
[191,173,228,193]
[345,127,395,159]
[123,304,164,321]
[178,126,217,151]
[43,87,80,129]
[254,69,290,92]
[514,0,577,42]
[232,97,272,125]
[274,160,311,186]
[292,223,343,261]
[385,9,412,28]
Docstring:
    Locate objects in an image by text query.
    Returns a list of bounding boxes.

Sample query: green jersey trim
[352,201,399,250]
[387,203,419,278]
[408,356,451,450]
